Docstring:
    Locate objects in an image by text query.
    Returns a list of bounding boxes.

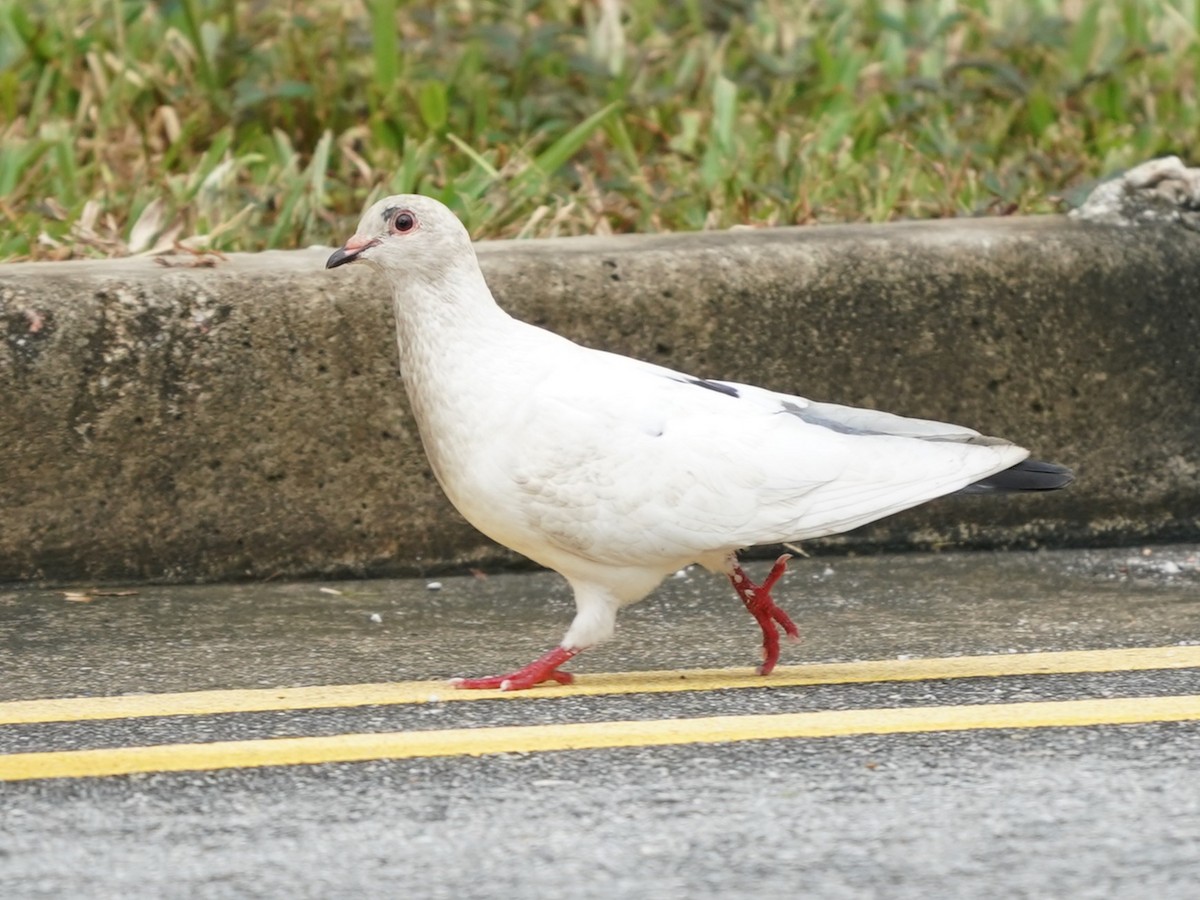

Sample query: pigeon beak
[326,235,380,269]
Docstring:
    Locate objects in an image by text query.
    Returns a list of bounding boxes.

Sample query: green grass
[1,0,1198,260]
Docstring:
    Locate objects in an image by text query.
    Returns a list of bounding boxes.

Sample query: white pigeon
[326,195,1072,690]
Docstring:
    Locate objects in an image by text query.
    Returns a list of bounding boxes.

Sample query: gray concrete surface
[3,215,1199,584]
[1071,155,1200,229]
[1,545,1199,898]
[2,544,1197,700]
[4,726,1199,900]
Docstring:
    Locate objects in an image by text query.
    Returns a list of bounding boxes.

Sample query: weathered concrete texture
[2,216,1198,583]
[1071,155,1200,230]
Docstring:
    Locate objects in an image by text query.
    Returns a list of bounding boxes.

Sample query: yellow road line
[2,644,1198,726]
[2,694,1198,782]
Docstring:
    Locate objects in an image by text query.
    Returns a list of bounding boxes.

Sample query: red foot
[450,646,579,691]
[729,554,799,676]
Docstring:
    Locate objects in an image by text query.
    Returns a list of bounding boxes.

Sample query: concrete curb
[2,215,1198,583]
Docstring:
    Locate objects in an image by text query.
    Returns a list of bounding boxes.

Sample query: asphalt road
[2,544,1199,898]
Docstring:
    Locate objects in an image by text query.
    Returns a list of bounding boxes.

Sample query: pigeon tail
[957,459,1074,494]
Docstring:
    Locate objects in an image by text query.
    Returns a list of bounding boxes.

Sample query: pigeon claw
[450,646,579,691]
[729,554,799,676]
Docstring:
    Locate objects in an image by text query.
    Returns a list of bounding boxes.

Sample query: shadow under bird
[326,195,1072,690]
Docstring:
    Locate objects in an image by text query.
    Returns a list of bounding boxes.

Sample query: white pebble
[426,581,443,591]
[368,613,383,624]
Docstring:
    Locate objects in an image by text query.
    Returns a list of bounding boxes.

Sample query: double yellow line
[2,645,1198,782]
[5,644,1198,725]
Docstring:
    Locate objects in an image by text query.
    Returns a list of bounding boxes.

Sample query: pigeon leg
[728,553,799,676]
[450,646,579,691]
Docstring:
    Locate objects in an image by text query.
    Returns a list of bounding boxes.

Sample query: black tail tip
[966,459,1074,493]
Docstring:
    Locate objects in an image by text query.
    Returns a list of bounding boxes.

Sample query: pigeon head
[325,194,471,276]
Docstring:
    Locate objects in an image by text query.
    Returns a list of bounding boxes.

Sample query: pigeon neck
[387,261,517,490]
[389,260,513,368]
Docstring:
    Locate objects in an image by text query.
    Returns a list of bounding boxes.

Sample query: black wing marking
[673,377,740,398]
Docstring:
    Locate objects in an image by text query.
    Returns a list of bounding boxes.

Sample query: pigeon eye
[391,211,417,234]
